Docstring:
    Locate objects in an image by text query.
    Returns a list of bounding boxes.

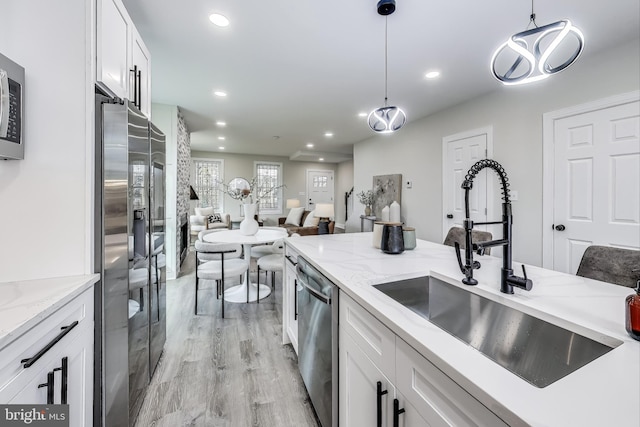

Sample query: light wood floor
[134,251,320,427]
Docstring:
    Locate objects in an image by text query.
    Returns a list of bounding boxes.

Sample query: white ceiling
[122,0,640,162]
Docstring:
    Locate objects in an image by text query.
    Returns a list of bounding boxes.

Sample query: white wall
[151,103,179,279]
[0,0,93,282]
[190,151,341,225]
[354,39,640,267]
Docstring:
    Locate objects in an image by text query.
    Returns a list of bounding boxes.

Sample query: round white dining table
[202,228,287,303]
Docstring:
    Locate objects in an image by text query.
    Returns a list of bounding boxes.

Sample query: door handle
[393,398,405,427]
[554,224,566,231]
[38,371,55,404]
[376,381,388,427]
[53,357,68,404]
[446,214,454,219]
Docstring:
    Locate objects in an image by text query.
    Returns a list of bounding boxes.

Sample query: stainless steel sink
[374,276,622,388]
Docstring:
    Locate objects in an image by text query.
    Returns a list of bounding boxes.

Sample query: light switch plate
[511,190,519,201]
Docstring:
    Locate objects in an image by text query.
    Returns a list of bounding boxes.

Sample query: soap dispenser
[625,280,640,341]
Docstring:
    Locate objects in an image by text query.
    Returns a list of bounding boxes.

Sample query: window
[254,161,283,215]
[192,159,224,211]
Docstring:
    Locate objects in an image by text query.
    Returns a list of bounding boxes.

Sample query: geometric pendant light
[368,0,406,133]
[491,2,584,86]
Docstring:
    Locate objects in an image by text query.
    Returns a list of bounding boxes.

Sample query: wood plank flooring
[134,250,320,427]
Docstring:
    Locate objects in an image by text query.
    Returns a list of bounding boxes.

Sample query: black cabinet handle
[21,321,79,368]
[393,398,405,427]
[38,371,55,404]
[53,357,68,404]
[137,69,142,110]
[294,279,298,321]
[285,255,297,266]
[377,381,388,427]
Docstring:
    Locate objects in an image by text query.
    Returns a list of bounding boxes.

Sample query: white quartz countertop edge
[286,233,640,427]
[0,274,100,351]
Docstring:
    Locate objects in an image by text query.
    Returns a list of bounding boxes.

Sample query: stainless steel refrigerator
[94,93,166,427]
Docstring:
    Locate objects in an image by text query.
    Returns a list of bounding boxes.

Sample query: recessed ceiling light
[218,146,225,150]
[425,70,441,79]
[216,121,226,127]
[324,132,333,137]
[319,158,325,161]
[306,143,314,148]
[358,112,368,117]
[209,14,229,27]
[213,90,227,97]
[218,136,225,140]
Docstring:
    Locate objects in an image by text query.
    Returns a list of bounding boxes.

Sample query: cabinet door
[131,27,151,118]
[396,339,508,427]
[1,329,92,427]
[97,0,130,98]
[395,391,432,427]
[284,262,299,352]
[64,327,92,427]
[339,326,394,427]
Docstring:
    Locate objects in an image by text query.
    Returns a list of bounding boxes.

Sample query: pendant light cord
[528,0,538,28]
[384,16,388,106]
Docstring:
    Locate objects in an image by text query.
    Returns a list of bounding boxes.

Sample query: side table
[360,215,377,232]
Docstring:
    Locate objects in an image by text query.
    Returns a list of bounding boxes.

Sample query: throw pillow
[208,213,222,223]
[285,207,305,225]
[195,206,215,217]
[302,210,320,227]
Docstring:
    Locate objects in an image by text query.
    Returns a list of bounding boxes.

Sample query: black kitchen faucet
[454,159,533,294]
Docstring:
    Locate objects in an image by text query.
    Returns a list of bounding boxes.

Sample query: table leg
[223,243,272,303]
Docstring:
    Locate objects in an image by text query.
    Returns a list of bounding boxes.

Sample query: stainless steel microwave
[0,52,24,160]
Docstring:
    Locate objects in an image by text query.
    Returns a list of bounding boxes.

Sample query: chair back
[576,246,640,288]
[195,240,243,262]
[443,226,493,254]
[198,229,224,242]
[271,239,285,254]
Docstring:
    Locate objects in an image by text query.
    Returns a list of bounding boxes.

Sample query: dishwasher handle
[299,278,331,305]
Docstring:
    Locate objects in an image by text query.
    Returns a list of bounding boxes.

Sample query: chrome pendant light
[368,0,406,133]
[491,0,584,85]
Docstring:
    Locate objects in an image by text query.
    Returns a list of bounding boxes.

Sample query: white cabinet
[131,26,151,118]
[338,293,507,427]
[96,0,152,118]
[283,244,299,353]
[339,325,395,427]
[0,287,94,427]
[96,0,130,99]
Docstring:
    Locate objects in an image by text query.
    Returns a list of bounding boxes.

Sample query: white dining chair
[256,239,285,302]
[194,240,246,317]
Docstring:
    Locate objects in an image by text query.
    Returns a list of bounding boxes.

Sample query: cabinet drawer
[396,339,508,427]
[340,293,395,382]
[0,287,93,390]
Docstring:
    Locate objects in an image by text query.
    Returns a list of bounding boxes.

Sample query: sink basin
[374,276,622,388]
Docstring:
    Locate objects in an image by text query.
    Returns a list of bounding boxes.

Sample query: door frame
[305,169,335,210]
[541,90,640,269]
[441,126,494,241]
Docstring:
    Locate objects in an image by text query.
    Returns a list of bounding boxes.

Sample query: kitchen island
[285,233,640,426]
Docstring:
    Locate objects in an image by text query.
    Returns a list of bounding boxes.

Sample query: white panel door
[553,100,640,274]
[442,128,491,241]
[306,169,334,211]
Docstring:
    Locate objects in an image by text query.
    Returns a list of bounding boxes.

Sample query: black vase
[381,223,404,254]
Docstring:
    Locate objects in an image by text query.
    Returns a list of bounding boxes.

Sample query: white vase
[240,203,259,235]
[390,201,401,223]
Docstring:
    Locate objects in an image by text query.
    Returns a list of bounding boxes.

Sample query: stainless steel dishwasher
[296,256,339,427]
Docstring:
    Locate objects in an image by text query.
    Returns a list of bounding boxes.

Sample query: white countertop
[0,274,99,351]
[286,233,640,426]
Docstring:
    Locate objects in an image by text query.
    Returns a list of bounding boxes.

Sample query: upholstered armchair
[190,207,231,241]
